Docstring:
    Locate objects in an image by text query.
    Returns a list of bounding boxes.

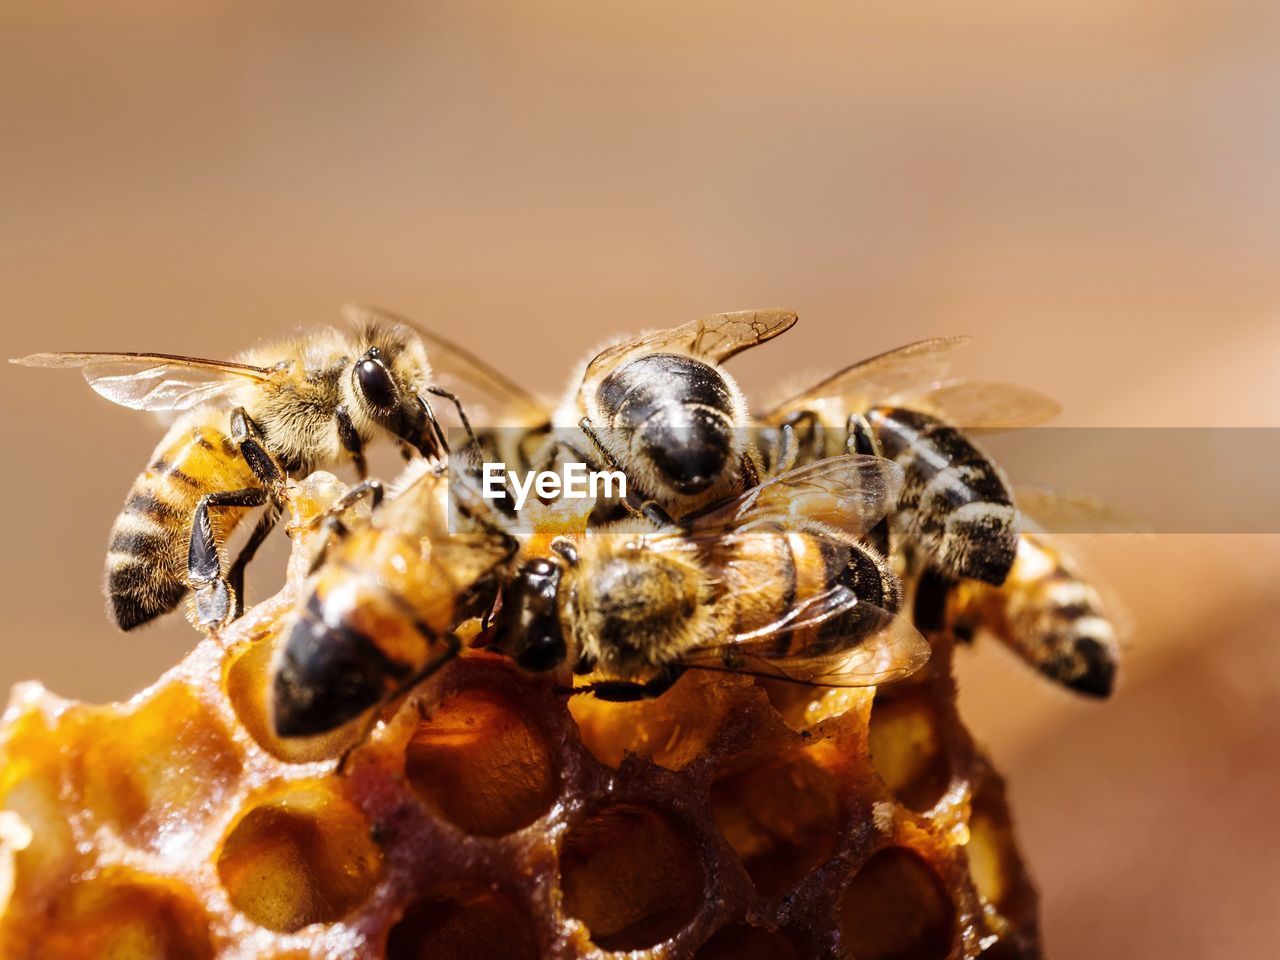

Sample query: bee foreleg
[334,405,367,479]
[424,386,481,455]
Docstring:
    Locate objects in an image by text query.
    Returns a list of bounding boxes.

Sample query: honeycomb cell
[560,803,703,951]
[42,869,214,960]
[405,687,555,835]
[966,775,1038,943]
[568,671,744,769]
[868,695,951,812]
[711,749,841,897]
[224,629,359,764]
[216,781,382,932]
[75,685,240,853]
[839,848,954,960]
[696,923,800,959]
[385,884,540,960]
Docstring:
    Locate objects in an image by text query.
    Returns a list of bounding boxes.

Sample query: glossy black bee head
[493,557,567,673]
[349,345,441,457]
[271,599,396,738]
[598,353,738,497]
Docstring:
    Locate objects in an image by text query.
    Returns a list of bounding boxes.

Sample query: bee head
[493,556,567,673]
[347,322,439,457]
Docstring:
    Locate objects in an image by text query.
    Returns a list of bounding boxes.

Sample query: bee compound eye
[355,356,398,411]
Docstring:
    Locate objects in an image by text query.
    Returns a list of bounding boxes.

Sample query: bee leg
[418,396,451,460]
[771,410,820,474]
[338,631,462,775]
[335,405,368,480]
[305,481,385,574]
[739,451,760,489]
[912,566,955,635]
[190,409,291,626]
[188,486,271,628]
[425,386,481,455]
[576,416,674,526]
[226,507,281,618]
[562,665,687,703]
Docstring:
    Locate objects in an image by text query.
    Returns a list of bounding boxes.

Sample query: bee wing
[583,308,798,383]
[342,304,549,425]
[679,585,930,687]
[764,335,971,419]
[900,379,1061,430]
[9,351,273,412]
[681,454,904,540]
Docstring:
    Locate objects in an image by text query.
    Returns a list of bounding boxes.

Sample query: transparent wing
[764,335,971,419]
[681,453,904,540]
[900,379,1061,430]
[680,586,930,687]
[342,304,549,425]
[583,308,798,384]
[10,351,272,412]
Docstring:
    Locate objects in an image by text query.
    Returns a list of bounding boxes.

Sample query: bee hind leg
[188,486,271,628]
[561,665,687,703]
[191,408,290,627]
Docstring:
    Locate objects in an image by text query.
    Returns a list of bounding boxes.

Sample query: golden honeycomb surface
[0,474,1040,959]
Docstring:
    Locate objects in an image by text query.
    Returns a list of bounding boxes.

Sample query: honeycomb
[0,473,1041,959]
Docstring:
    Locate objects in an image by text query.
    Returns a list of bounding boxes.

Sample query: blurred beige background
[2,3,1279,957]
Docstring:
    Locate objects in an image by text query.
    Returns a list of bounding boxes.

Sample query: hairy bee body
[868,406,1018,586]
[565,351,752,516]
[21,319,451,631]
[546,310,798,521]
[938,532,1120,697]
[492,455,926,700]
[107,411,261,629]
[272,465,513,737]
[562,520,902,682]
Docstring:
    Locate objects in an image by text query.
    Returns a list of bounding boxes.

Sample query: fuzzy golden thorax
[558,535,721,680]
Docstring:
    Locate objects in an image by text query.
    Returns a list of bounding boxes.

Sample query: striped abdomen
[106,413,258,630]
[596,353,739,497]
[270,531,451,737]
[868,406,1018,585]
[947,534,1119,697]
[724,526,902,657]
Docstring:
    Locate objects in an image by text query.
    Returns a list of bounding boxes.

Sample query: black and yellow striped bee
[911,490,1129,698]
[758,336,1060,586]
[11,317,485,631]
[490,454,930,702]
[271,461,516,738]
[366,305,798,524]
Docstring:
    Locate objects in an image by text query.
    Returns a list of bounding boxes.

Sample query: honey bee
[548,308,798,522]
[11,317,481,631]
[271,460,516,737]
[346,306,799,524]
[913,531,1123,697]
[759,337,1060,585]
[490,454,930,702]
